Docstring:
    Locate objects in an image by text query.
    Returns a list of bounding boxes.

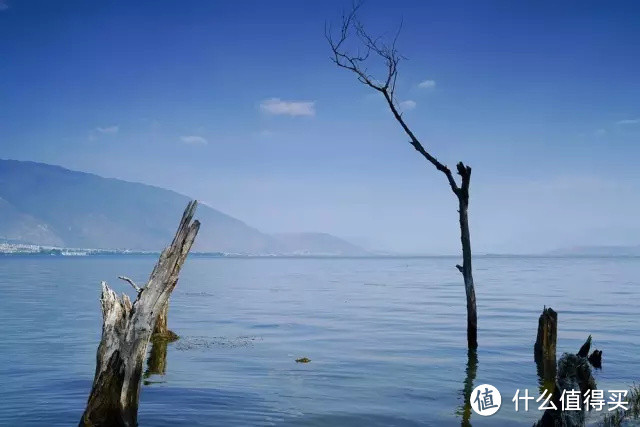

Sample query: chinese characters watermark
[471,384,502,416]
[469,385,630,417]
[512,388,629,412]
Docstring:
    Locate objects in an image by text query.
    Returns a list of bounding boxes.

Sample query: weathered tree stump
[534,307,558,361]
[152,301,179,341]
[534,307,558,394]
[79,201,200,427]
[535,335,602,427]
[588,349,602,369]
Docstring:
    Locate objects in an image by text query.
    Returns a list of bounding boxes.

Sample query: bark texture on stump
[535,335,602,427]
[534,307,558,393]
[79,201,200,427]
[152,301,178,341]
[153,303,169,335]
[534,307,558,359]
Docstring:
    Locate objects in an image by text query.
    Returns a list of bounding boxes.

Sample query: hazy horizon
[1,1,639,254]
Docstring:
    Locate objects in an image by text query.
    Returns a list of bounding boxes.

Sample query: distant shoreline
[1,249,639,259]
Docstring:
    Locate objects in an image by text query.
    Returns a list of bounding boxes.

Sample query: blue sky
[1,0,639,254]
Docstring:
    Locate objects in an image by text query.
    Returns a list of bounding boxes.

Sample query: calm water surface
[0,256,638,426]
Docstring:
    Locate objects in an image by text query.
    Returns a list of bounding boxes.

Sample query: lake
[0,256,638,426]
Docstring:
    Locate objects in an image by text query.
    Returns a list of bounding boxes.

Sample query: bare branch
[325,2,385,92]
[326,4,460,195]
[118,275,142,294]
[381,91,460,194]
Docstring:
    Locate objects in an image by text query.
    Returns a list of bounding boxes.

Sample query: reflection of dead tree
[79,201,200,427]
[457,349,478,426]
[144,323,180,381]
[144,338,169,381]
[326,4,477,349]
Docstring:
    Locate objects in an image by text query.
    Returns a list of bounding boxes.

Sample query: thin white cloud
[594,128,607,137]
[616,118,640,125]
[257,129,274,137]
[180,135,207,145]
[418,80,436,89]
[0,1,8,11]
[260,98,315,116]
[399,100,417,111]
[96,125,119,134]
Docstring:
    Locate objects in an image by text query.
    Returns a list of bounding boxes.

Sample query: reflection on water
[457,349,478,427]
[0,256,639,426]
[144,339,169,382]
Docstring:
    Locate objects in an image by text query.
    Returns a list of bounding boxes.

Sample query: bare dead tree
[326,4,478,349]
[79,201,200,426]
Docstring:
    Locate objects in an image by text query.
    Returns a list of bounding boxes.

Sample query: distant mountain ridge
[548,245,640,256]
[0,159,366,255]
[273,232,368,256]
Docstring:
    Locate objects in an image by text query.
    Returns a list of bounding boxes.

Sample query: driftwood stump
[79,201,200,427]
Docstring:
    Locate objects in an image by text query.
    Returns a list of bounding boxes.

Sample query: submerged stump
[535,333,603,427]
[79,201,200,427]
[534,307,558,394]
[152,301,179,341]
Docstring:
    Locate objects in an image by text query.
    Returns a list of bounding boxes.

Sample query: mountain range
[0,159,367,255]
[548,245,640,256]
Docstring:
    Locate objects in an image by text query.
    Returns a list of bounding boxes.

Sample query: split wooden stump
[79,201,200,427]
[533,307,603,427]
[534,306,558,393]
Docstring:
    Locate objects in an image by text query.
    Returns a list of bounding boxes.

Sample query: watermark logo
[469,385,630,417]
[512,388,629,412]
[471,384,502,416]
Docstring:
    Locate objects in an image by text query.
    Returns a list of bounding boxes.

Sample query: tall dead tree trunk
[455,165,477,348]
[79,201,200,427]
[328,5,478,348]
